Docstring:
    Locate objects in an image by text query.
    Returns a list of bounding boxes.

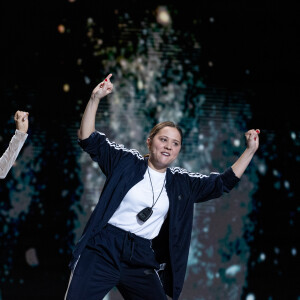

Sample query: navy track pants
[65,224,167,300]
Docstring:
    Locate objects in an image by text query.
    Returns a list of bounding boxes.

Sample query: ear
[146,138,151,149]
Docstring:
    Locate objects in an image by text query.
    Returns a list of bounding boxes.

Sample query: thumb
[23,112,29,121]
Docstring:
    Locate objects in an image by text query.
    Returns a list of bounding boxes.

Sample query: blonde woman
[65,74,260,300]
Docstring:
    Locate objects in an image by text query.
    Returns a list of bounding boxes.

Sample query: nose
[165,143,172,150]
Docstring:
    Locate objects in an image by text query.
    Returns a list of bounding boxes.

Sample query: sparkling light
[259,253,266,261]
[156,6,171,26]
[57,24,65,34]
[198,144,204,151]
[246,294,255,300]
[63,83,70,92]
[84,76,91,85]
[225,264,241,277]
[291,131,296,140]
[291,248,297,256]
[25,248,39,267]
[233,139,240,147]
[258,163,267,175]
[284,180,290,189]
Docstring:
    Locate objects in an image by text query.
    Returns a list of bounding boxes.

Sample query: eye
[173,142,179,146]
[160,138,167,142]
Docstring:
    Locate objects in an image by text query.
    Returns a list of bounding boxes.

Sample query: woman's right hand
[91,74,113,101]
[15,111,29,134]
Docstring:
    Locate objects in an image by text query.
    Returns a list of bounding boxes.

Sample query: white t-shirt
[108,166,169,239]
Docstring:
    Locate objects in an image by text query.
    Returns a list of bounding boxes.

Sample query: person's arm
[231,129,260,178]
[78,74,113,140]
[190,129,259,203]
[0,111,29,179]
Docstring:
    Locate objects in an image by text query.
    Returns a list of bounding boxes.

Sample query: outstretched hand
[245,129,260,153]
[91,74,114,101]
[231,129,260,178]
[15,111,29,134]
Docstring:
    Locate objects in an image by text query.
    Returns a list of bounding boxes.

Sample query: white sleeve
[0,130,28,179]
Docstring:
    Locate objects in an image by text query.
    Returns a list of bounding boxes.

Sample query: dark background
[1,0,299,299]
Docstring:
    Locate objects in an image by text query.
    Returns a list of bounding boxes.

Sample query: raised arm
[78,74,113,140]
[231,129,260,178]
[0,111,29,179]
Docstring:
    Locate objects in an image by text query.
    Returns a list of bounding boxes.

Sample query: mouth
[161,152,170,157]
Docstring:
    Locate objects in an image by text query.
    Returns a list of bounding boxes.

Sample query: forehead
[156,126,181,141]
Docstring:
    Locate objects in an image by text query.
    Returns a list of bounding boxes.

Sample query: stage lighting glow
[198,144,204,151]
[291,131,296,140]
[233,139,241,147]
[246,294,255,300]
[258,163,267,175]
[156,6,171,26]
[225,264,241,277]
[284,180,290,189]
[84,76,91,84]
[137,79,143,90]
[57,24,65,34]
[274,247,280,254]
[63,84,70,92]
[25,248,39,267]
[259,253,266,261]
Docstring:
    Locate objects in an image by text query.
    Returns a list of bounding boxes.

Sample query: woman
[0,110,29,179]
[65,74,260,300]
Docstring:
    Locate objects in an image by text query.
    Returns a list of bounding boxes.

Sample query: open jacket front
[70,131,240,300]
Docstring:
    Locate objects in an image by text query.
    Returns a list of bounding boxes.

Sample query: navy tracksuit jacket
[70,131,240,300]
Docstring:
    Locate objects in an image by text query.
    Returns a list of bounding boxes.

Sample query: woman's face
[147,126,182,172]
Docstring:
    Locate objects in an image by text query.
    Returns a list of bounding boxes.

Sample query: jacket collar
[143,157,174,187]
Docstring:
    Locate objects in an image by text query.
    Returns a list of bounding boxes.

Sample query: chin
[160,159,173,167]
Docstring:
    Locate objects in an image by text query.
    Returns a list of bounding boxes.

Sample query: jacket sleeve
[78,131,143,177]
[0,130,28,179]
[189,167,240,203]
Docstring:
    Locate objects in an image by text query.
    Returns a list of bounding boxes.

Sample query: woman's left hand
[245,129,260,153]
[231,129,260,178]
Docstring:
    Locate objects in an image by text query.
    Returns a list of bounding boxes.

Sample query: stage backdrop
[1,1,299,299]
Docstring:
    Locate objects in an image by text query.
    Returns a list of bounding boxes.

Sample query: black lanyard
[136,168,166,222]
